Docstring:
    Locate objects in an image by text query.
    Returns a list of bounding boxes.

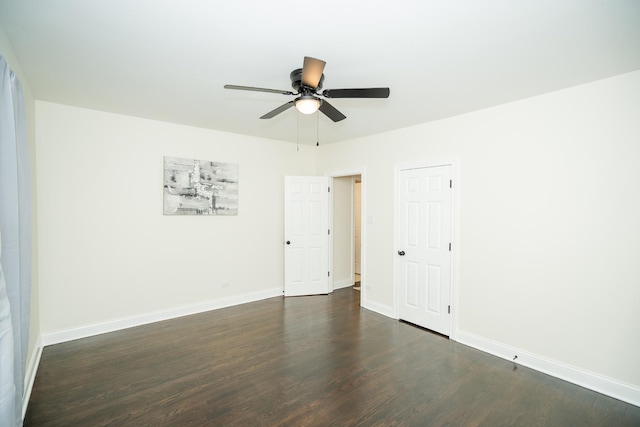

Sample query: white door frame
[327,168,366,305]
[393,158,459,340]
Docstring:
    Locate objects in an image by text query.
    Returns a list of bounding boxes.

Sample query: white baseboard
[455,330,640,408]
[42,287,283,346]
[361,298,394,318]
[22,335,43,419]
[333,279,354,290]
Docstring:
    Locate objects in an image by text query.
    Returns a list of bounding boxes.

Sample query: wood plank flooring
[25,288,640,426]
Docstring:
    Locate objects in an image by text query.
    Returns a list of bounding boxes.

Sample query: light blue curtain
[0,55,31,426]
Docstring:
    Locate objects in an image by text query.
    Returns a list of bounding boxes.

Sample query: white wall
[35,102,316,335]
[316,71,640,391]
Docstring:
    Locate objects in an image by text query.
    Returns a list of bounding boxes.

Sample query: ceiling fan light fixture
[224,56,389,122]
[295,96,321,114]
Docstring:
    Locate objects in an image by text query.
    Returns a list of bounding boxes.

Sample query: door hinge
[448,305,451,314]
[449,242,452,251]
[450,179,452,188]
[328,186,331,192]
[328,271,330,277]
[328,229,330,235]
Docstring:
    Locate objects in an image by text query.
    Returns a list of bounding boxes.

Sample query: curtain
[0,55,31,426]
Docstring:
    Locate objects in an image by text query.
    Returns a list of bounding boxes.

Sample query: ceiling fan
[224,56,390,122]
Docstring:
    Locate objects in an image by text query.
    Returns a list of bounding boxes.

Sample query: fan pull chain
[316,111,320,147]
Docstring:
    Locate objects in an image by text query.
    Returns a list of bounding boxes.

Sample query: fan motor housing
[290,68,324,93]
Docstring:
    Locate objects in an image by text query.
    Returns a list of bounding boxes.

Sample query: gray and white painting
[163,157,238,215]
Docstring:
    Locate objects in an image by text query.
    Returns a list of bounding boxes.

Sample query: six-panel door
[397,165,452,335]
[284,176,329,296]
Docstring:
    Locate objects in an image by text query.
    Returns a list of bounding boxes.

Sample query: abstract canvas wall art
[163,157,238,215]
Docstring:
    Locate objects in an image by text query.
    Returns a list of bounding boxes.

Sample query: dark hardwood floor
[25,288,640,426]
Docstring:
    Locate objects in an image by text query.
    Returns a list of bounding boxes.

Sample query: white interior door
[284,176,329,296]
[397,165,452,335]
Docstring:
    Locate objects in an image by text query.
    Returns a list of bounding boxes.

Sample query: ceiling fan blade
[260,101,295,119]
[322,88,390,98]
[225,85,295,96]
[301,57,326,89]
[318,100,346,122]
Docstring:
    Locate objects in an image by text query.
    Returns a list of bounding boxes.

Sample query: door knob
[286,241,291,245]
[398,250,405,256]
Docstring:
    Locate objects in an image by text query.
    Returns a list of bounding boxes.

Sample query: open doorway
[330,174,363,302]
[354,179,361,289]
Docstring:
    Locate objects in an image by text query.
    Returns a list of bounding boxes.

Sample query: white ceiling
[1,0,639,144]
